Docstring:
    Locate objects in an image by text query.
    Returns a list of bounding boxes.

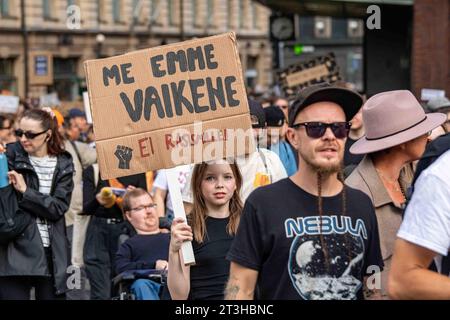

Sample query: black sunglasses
[14,129,48,140]
[292,122,351,139]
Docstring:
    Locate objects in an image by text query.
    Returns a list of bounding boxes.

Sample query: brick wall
[412,0,450,98]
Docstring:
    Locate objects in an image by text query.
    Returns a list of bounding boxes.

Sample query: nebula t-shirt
[227,178,383,300]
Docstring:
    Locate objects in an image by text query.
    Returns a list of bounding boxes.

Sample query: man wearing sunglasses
[226,83,383,300]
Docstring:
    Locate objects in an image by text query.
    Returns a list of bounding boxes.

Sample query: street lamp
[95,33,105,58]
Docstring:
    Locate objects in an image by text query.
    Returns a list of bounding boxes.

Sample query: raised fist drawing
[114,145,133,169]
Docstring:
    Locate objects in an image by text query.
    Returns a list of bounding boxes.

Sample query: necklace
[375,168,406,204]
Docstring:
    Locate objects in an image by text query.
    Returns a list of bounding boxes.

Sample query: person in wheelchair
[114,188,170,300]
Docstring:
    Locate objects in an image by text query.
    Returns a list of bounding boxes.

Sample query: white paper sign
[421,89,445,101]
[82,91,93,124]
[0,95,20,113]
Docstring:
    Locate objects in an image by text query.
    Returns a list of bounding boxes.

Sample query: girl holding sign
[168,160,243,300]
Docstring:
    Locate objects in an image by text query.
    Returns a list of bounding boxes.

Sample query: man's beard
[299,148,342,175]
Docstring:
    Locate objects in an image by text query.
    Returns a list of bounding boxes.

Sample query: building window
[0,0,10,17]
[191,0,197,26]
[348,19,363,38]
[251,1,257,29]
[227,0,233,29]
[314,16,331,38]
[238,0,244,29]
[112,0,121,23]
[0,58,17,94]
[52,58,80,101]
[43,0,50,19]
[206,0,214,27]
[149,0,163,25]
[168,0,180,27]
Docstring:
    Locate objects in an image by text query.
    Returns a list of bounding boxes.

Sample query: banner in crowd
[84,32,254,180]
[0,95,20,113]
[277,52,341,100]
[39,92,61,108]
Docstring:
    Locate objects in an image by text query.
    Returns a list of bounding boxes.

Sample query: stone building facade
[0,0,272,102]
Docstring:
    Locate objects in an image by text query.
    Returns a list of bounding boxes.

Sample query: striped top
[29,155,57,248]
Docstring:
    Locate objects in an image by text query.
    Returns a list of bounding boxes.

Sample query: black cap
[249,99,266,128]
[69,108,86,119]
[264,106,285,127]
[288,83,362,127]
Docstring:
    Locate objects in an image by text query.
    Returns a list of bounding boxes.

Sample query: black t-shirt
[227,178,383,300]
[189,216,234,300]
[344,137,364,167]
[115,233,170,275]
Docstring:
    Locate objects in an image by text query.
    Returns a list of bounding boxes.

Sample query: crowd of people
[0,81,449,300]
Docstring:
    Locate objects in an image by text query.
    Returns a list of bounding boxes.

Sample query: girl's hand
[8,170,27,193]
[170,217,193,253]
[155,259,168,270]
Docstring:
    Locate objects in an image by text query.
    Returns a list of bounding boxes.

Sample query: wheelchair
[112,268,170,300]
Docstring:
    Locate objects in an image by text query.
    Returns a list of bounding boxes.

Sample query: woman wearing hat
[345,90,447,299]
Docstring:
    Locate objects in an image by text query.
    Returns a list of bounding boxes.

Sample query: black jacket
[0,142,74,295]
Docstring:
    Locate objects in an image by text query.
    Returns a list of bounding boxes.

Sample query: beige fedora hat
[350,90,447,154]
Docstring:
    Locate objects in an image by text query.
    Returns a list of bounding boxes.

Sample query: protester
[264,105,298,176]
[225,83,383,300]
[273,97,289,121]
[68,108,89,142]
[115,188,170,300]
[426,96,450,132]
[0,109,74,300]
[345,90,446,298]
[168,160,243,300]
[0,114,17,146]
[82,165,148,300]
[59,115,97,300]
[389,132,450,299]
[343,106,365,170]
[153,165,192,222]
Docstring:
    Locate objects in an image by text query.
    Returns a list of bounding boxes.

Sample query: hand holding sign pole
[167,168,196,265]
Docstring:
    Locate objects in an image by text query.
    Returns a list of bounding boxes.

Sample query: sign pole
[167,168,196,266]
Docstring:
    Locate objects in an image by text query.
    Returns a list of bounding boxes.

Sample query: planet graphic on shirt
[288,233,365,300]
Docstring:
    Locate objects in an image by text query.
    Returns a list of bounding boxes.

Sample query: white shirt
[181,148,287,204]
[397,150,450,275]
[153,165,191,212]
[29,155,57,248]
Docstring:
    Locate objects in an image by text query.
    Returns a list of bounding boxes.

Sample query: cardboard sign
[39,92,61,108]
[84,32,254,180]
[277,53,341,100]
[29,51,53,86]
[0,95,20,113]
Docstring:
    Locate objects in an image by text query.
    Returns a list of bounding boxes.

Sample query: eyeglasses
[14,129,47,140]
[129,203,157,212]
[292,122,351,139]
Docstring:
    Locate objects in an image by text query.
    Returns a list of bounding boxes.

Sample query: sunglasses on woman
[14,129,47,140]
[292,122,351,139]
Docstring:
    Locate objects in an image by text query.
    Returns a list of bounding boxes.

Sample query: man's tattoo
[225,282,240,300]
